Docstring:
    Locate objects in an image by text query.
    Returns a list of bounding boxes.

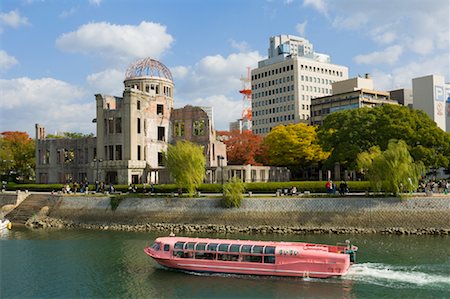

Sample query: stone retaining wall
[44,195,450,233]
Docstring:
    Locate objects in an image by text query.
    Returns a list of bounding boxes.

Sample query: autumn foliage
[218,130,267,165]
[0,131,35,181]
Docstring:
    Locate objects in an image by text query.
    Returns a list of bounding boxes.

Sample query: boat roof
[154,236,320,247]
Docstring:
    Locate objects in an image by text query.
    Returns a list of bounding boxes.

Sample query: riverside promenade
[1,191,450,235]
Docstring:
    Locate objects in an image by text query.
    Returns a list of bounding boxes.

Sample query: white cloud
[230,40,251,53]
[170,66,190,79]
[370,25,397,44]
[88,0,102,6]
[332,12,367,30]
[0,50,18,71]
[295,21,307,37]
[0,77,95,134]
[371,53,449,90]
[56,21,174,62]
[59,7,78,19]
[0,10,30,28]
[86,68,124,96]
[408,37,434,55]
[303,0,327,14]
[354,45,403,65]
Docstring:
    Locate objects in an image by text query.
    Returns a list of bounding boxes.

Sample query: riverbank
[16,194,450,235]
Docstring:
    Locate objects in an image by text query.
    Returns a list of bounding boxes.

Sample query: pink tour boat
[144,235,358,278]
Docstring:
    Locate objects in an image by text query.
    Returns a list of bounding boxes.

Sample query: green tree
[264,123,330,177]
[0,131,35,182]
[221,177,245,208]
[164,140,206,196]
[46,132,94,139]
[356,140,424,196]
[319,105,450,169]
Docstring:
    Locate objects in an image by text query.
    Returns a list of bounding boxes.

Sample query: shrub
[221,177,245,208]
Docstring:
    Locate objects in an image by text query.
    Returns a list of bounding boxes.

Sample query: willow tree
[164,140,206,196]
[356,139,424,196]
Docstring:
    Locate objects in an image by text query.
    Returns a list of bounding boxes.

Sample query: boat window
[264,246,276,254]
[196,243,207,251]
[186,242,196,250]
[218,244,230,252]
[174,242,184,249]
[173,250,183,258]
[253,246,264,254]
[264,256,276,264]
[207,243,218,251]
[242,255,262,263]
[229,244,241,253]
[151,243,161,251]
[241,245,252,253]
[218,254,239,261]
[164,244,170,251]
[195,252,216,260]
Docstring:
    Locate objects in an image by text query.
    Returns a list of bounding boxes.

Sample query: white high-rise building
[251,35,348,135]
[412,74,450,132]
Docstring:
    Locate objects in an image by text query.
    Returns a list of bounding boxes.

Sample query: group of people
[61,180,115,194]
[418,179,449,194]
[325,180,349,195]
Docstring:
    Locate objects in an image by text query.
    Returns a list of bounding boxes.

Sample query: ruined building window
[109,145,114,160]
[115,118,122,134]
[193,120,206,136]
[108,118,114,134]
[104,119,108,135]
[157,104,164,115]
[174,121,185,137]
[137,118,141,134]
[158,152,164,166]
[64,149,74,164]
[137,100,141,110]
[45,150,50,164]
[137,145,141,160]
[115,145,122,161]
[145,84,150,92]
[157,126,165,141]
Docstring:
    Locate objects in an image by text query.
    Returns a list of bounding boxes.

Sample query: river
[1,227,449,298]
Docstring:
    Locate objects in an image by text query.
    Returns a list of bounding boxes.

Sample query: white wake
[346,263,450,289]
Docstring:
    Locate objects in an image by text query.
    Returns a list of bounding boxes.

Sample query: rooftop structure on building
[412,74,450,132]
[310,74,398,126]
[251,34,348,135]
[389,88,413,109]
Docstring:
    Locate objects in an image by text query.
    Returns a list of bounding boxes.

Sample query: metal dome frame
[125,58,173,81]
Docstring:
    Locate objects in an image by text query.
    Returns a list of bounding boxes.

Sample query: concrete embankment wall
[46,195,450,231]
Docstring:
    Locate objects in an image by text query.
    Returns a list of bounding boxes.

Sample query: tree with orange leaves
[0,131,35,182]
[219,130,267,165]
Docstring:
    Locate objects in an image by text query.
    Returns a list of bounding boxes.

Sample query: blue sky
[0,0,449,136]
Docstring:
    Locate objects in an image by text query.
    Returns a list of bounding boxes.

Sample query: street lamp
[217,155,225,185]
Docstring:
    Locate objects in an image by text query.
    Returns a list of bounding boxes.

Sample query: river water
[1,228,449,298]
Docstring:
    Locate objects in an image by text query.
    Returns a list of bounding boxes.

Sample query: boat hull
[146,251,347,278]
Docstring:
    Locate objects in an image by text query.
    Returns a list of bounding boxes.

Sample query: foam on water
[346,263,450,289]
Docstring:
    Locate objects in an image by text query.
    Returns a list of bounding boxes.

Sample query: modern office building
[251,35,348,135]
[35,58,228,185]
[389,88,413,108]
[412,74,450,132]
[310,75,397,126]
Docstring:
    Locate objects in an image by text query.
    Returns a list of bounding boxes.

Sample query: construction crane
[239,67,252,131]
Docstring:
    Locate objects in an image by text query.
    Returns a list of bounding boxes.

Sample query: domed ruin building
[35,58,228,185]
